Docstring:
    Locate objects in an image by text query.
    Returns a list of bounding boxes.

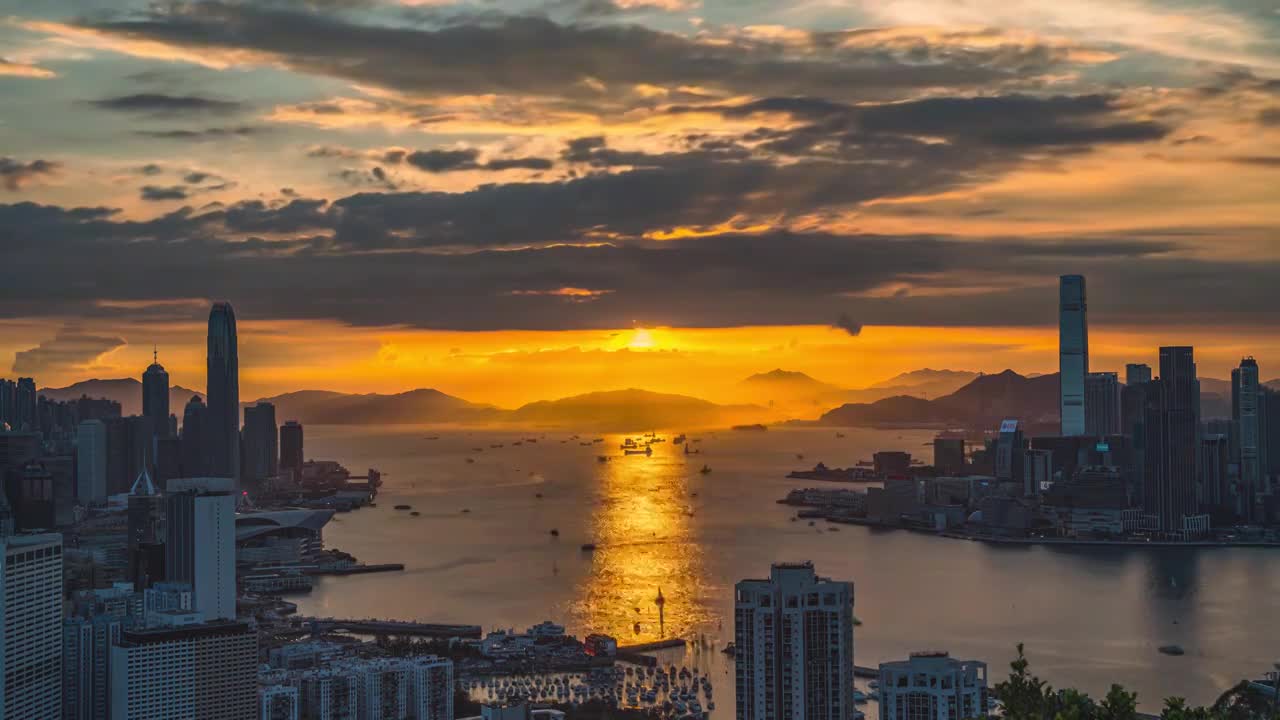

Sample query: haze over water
[295,425,1279,713]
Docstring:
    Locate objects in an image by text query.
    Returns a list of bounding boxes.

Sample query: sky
[1,0,1278,404]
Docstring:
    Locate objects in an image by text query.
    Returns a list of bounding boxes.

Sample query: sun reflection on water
[572,436,713,644]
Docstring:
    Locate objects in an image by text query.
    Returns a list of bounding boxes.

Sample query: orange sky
[6,320,1275,407]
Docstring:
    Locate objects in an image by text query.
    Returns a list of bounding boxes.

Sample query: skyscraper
[15,377,37,432]
[181,395,209,478]
[1084,372,1121,437]
[1235,357,1262,519]
[735,562,855,720]
[206,302,240,483]
[242,402,279,483]
[1059,275,1088,436]
[1,533,64,719]
[280,420,304,479]
[128,470,164,589]
[1125,363,1152,386]
[1142,347,1202,534]
[76,419,107,504]
[142,351,170,441]
[995,419,1024,483]
[165,477,237,621]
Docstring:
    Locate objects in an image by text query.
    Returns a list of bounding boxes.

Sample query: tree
[995,643,1052,719]
[1099,684,1139,720]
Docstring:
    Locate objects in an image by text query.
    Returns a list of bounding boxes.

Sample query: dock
[297,617,482,639]
[305,563,404,576]
[615,638,687,667]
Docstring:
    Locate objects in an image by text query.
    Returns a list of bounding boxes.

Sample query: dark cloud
[5,199,1280,333]
[140,185,189,201]
[74,3,1083,107]
[398,148,554,173]
[12,326,127,375]
[134,126,264,141]
[0,157,59,191]
[1226,156,1280,167]
[89,93,244,115]
[184,172,212,184]
[834,313,863,337]
[138,163,164,176]
[336,166,398,190]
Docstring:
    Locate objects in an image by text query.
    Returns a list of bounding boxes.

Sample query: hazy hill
[847,368,978,403]
[252,388,500,425]
[820,370,1058,429]
[510,388,769,430]
[737,369,847,413]
[39,378,202,417]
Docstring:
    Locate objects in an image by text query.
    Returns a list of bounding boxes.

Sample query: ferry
[673,434,687,444]
[699,465,712,474]
[624,446,653,456]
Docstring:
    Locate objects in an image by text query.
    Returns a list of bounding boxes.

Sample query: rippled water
[294,425,1280,713]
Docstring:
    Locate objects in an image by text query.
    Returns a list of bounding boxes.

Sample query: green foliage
[996,645,1272,720]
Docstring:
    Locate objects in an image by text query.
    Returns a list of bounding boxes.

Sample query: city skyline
[3,0,1280,405]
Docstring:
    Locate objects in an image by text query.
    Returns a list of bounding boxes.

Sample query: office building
[261,685,301,720]
[63,585,134,720]
[873,451,911,477]
[1085,372,1121,437]
[734,562,855,720]
[243,402,279,483]
[1142,347,1203,534]
[994,419,1024,484]
[181,395,210,478]
[127,470,164,589]
[109,619,256,720]
[1023,448,1053,497]
[14,377,37,432]
[166,477,237,620]
[207,302,241,482]
[932,437,965,475]
[142,352,170,440]
[878,652,987,720]
[2,533,64,719]
[76,419,108,504]
[1059,275,1089,436]
[1234,358,1263,519]
[1125,363,1152,386]
[280,420,304,478]
[104,416,154,497]
[1199,433,1231,510]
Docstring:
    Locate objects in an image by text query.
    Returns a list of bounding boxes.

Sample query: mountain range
[38,378,202,417]
[38,371,1280,432]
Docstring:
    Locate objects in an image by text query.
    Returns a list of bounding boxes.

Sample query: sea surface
[294,425,1280,713]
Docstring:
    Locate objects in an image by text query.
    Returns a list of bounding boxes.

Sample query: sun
[627,328,655,349]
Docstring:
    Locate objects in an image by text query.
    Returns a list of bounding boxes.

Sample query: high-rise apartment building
[1234,358,1262,519]
[206,302,240,483]
[1059,275,1089,436]
[1125,363,1152,386]
[165,477,237,620]
[261,685,301,720]
[734,562,855,720]
[2,533,64,720]
[298,667,360,720]
[878,652,987,720]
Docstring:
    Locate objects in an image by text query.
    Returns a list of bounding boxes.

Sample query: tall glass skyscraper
[1059,275,1089,436]
[206,302,240,483]
[1235,357,1261,520]
[142,351,169,440]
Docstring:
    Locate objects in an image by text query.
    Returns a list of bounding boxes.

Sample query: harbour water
[294,425,1280,713]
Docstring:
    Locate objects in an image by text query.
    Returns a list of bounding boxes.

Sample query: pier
[297,616,482,639]
[304,563,404,576]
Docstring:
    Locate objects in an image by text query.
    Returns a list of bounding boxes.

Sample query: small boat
[535,493,543,499]
[550,528,560,537]
[410,511,420,516]
[597,455,609,463]
[721,643,736,656]
[394,504,411,510]
[673,434,686,444]
[424,436,439,440]
[465,457,475,464]
[461,508,471,513]
[1158,645,1185,656]
[835,432,846,438]
[699,465,711,474]
[581,543,597,551]
[624,446,653,456]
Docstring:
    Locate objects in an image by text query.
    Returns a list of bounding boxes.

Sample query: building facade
[165,478,237,620]
[1059,275,1089,436]
[2,533,64,720]
[109,620,256,720]
[878,652,987,720]
[243,402,279,483]
[206,302,240,483]
[734,562,855,720]
[1084,372,1120,437]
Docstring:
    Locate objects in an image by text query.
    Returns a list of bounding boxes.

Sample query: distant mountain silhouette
[510,388,768,430]
[819,370,1059,429]
[252,388,500,425]
[39,378,202,418]
[867,368,978,390]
